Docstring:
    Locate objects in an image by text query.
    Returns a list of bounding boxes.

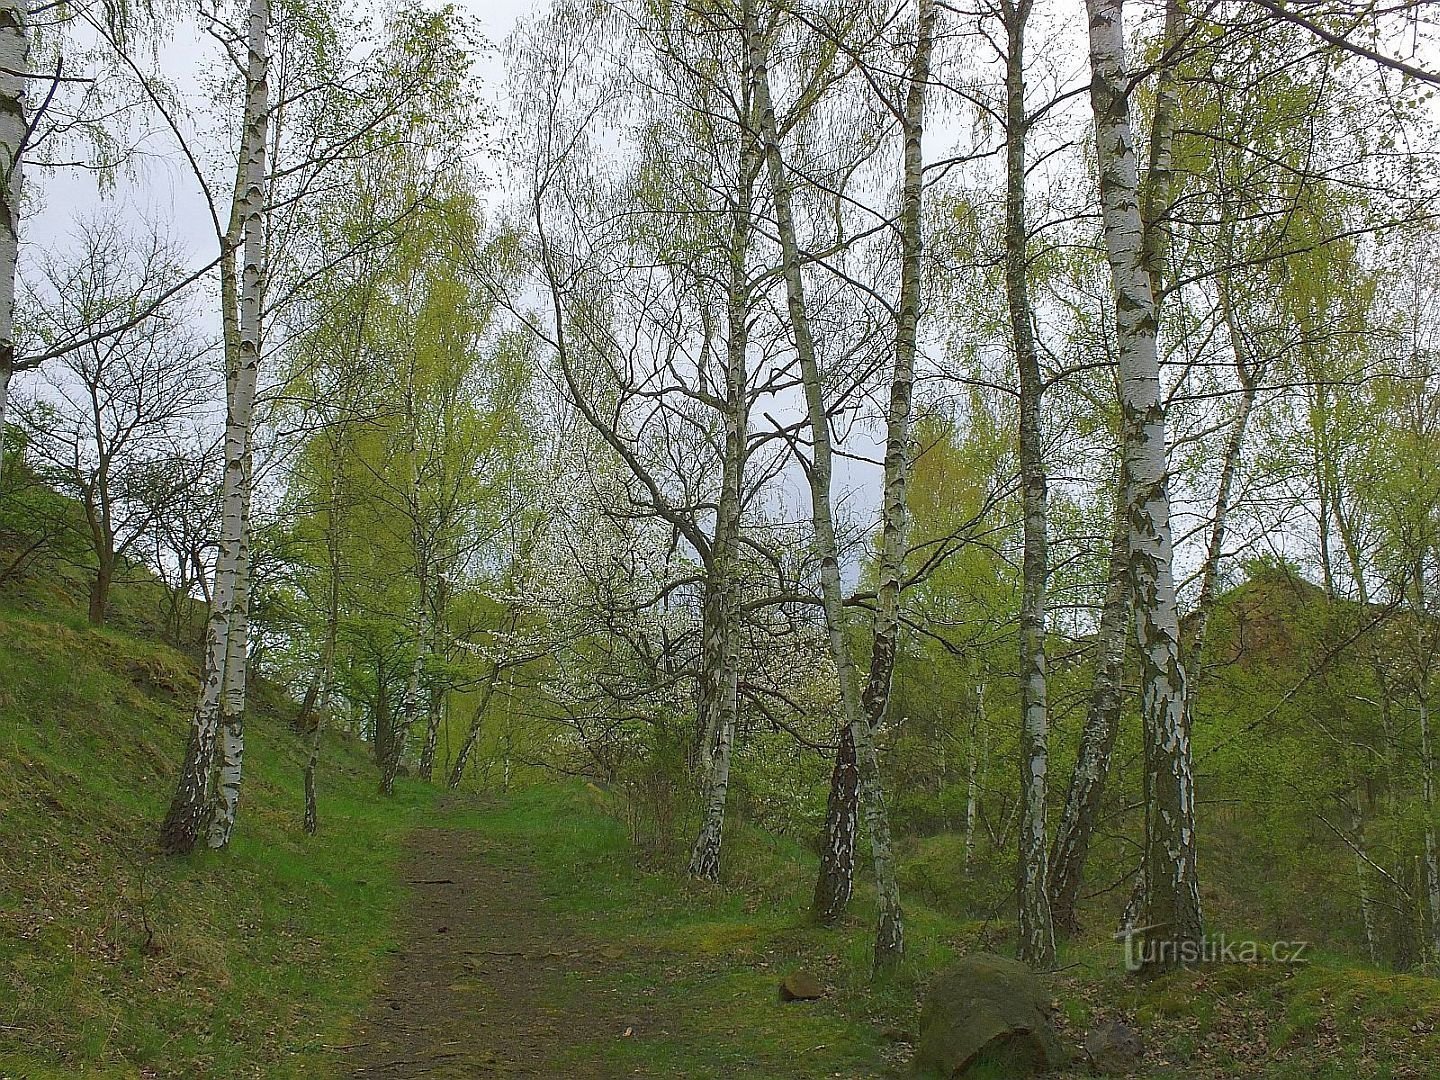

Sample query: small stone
[779,970,825,1001]
[1084,1020,1144,1075]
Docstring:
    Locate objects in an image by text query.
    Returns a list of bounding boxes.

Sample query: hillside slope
[0,600,445,1078]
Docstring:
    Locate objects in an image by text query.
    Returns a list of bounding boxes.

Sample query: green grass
[0,604,447,1078]
[3,549,1440,1078]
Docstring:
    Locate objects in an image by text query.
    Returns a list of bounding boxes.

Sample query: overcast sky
[30,0,537,260]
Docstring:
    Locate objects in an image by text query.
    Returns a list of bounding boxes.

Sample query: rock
[912,953,1070,1078]
[1083,1021,1143,1075]
[778,970,825,1001]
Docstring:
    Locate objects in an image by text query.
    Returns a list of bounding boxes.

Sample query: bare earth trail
[341,826,661,1078]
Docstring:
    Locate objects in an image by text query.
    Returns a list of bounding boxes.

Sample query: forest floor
[335,796,906,1079]
[341,824,652,1078]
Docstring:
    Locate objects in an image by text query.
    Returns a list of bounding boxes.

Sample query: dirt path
[341,827,654,1078]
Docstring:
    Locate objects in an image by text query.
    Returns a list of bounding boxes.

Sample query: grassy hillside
[0,597,449,1078]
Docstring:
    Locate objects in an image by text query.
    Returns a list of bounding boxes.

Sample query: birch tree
[812,0,935,931]
[745,0,904,967]
[159,0,270,854]
[0,0,24,478]
[1084,0,1203,960]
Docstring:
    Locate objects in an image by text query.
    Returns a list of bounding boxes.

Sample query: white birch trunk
[1348,780,1379,963]
[0,0,23,480]
[688,142,751,880]
[201,0,268,850]
[1418,661,1440,962]
[813,0,933,930]
[207,484,250,848]
[1049,494,1129,931]
[419,687,443,782]
[747,4,903,966]
[304,496,341,835]
[159,492,237,852]
[1002,0,1055,968]
[963,681,987,870]
[1085,0,1202,961]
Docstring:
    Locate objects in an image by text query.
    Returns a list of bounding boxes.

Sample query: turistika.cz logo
[1114,924,1310,972]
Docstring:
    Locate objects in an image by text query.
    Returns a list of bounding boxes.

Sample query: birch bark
[1049,495,1129,932]
[303,476,342,835]
[688,124,752,880]
[1000,0,1055,968]
[207,480,250,848]
[1422,690,1440,962]
[1413,566,1440,962]
[1084,0,1203,962]
[746,3,903,966]
[159,11,268,852]
[0,0,23,479]
[201,0,268,850]
[812,0,933,930]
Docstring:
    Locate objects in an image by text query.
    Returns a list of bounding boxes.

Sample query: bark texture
[0,0,23,479]
[1084,0,1202,964]
[202,0,268,850]
[1049,497,1129,932]
[812,0,933,932]
[1002,0,1055,969]
[747,3,904,967]
[687,129,751,881]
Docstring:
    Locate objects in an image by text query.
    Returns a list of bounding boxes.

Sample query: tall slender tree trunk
[383,621,427,796]
[1184,285,1259,687]
[1085,0,1202,967]
[688,134,752,880]
[418,688,443,782]
[1421,689,1440,962]
[303,506,341,836]
[812,0,933,932]
[447,666,505,790]
[201,0,268,851]
[814,724,859,918]
[207,476,251,849]
[695,580,728,775]
[746,3,903,967]
[0,0,24,480]
[1349,776,1379,963]
[1049,496,1129,932]
[1000,0,1055,968]
[963,681,988,870]
[1414,567,1440,964]
[303,678,328,836]
[161,0,265,853]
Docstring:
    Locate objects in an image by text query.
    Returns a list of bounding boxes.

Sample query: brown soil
[341,827,654,1078]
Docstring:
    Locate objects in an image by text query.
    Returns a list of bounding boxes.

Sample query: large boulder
[912,953,1069,1078]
